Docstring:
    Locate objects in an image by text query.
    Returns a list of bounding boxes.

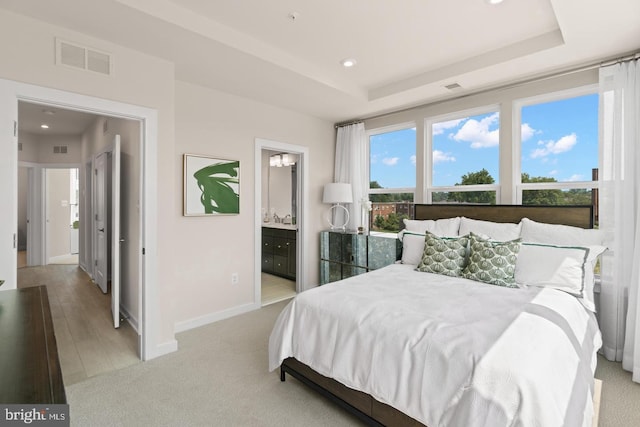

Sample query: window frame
[425,104,501,204]
[366,121,417,200]
[513,85,599,205]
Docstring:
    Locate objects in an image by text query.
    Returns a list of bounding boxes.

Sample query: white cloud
[567,174,584,182]
[530,133,577,159]
[382,157,399,166]
[452,112,499,148]
[521,123,536,141]
[548,170,558,176]
[433,150,456,164]
[433,118,465,135]
[410,155,416,165]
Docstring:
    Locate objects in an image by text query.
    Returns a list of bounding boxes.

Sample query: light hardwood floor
[17,263,140,386]
[261,273,296,306]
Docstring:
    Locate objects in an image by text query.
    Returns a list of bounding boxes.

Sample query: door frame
[254,138,309,303]
[1,78,162,360]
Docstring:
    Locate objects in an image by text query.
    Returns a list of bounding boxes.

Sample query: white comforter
[269,264,602,427]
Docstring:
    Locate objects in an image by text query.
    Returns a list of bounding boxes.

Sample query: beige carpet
[67,299,640,426]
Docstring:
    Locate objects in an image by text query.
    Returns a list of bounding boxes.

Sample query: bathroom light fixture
[270,153,295,167]
[341,58,357,68]
[323,183,353,230]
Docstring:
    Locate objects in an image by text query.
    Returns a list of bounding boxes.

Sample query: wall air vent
[53,146,68,154]
[18,142,22,151]
[56,38,111,75]
[444,83,462,91]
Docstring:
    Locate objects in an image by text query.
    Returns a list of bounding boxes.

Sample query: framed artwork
[183,154,240,216]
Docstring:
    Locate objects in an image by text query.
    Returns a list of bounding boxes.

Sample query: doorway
[254,139,309,307]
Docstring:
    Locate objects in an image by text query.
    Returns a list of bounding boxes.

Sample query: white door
[111,136,121,329]
[94,152,108,294]
[0,91,17,289]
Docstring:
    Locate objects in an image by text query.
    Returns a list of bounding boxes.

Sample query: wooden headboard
[414,204,594,229]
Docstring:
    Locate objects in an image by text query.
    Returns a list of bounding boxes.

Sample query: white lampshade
[323,183,353,204]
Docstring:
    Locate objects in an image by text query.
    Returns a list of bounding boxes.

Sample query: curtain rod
[334,50,640,128]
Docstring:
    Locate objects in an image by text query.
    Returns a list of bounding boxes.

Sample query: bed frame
[280,204,595,427]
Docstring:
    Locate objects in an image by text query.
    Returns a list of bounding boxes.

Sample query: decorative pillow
[403,217,461,236]
[520,218,607,311]
[462,233,521,287]
[399,218,461,265]
[459,217,522,241]
[415,231,469,277]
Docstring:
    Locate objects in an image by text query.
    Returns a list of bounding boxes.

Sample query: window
[428,108,500,204]
[517,90,599,218]
[368,125,416,232]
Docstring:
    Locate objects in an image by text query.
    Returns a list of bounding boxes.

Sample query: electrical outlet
[231,273,239,285]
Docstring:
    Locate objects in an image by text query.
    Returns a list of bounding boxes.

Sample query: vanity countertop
[262,223,297,231]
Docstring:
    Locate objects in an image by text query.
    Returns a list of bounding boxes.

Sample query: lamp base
[327,204,350,231]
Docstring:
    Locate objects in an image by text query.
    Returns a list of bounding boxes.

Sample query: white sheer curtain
[599,58,640,382]
[334,123,367,230]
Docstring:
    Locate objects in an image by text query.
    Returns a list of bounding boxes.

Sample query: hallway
[18,264,139,385]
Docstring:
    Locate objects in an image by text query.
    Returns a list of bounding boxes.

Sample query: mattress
[269,264,602,427]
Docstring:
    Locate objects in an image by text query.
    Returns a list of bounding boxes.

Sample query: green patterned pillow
[462,233,521,287]
[416,231,469,277]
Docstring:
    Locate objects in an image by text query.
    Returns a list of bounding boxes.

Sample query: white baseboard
[174,302,260,334]
[145,339,178,361]
[120,304,139,333]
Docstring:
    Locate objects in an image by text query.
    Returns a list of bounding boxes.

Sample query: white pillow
[400,231,428,265]
[520,217,607,311]
[459,217,521,241]
[520,217,604,246]
[516,243,587,295]
[403,217,460,236]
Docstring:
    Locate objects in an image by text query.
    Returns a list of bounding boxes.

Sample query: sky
[369,93,599,189]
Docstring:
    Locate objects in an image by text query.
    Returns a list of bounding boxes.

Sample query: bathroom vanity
[261,224,297,280]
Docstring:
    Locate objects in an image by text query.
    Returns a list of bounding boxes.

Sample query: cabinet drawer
[262,254,274,271]
[273,237,292,256]
[262,236,274,253]
[274,255,288,275]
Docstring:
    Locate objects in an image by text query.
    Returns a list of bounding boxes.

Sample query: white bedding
[269,264,602,427]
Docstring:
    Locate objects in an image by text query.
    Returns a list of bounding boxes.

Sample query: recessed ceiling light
[486,0,504,4]
[341,58,357,68]
[42,109,55,115]
[40,124,49,129]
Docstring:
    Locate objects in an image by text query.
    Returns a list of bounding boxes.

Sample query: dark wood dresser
[0,286,66,403]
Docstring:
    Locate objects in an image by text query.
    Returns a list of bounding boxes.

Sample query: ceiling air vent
[53,146,68,154]
[444,83,462,91]
[56,38,111,75]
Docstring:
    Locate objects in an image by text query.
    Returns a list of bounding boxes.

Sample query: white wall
[173,80,334,327]
[0,9,176,352]
[19,131,82,164]
[0,9,335,354]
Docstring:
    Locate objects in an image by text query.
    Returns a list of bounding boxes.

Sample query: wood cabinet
[320,230,401,285]
[262,227,296,280]
[0,286,66,403]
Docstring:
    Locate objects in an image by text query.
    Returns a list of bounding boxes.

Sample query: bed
[269,204,603,427]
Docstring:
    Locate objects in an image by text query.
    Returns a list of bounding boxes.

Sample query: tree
[521,173,562,205]
[374,214,385,229]
[447,168,496,204]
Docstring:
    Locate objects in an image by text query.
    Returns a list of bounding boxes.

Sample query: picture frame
[183,153,240,216]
